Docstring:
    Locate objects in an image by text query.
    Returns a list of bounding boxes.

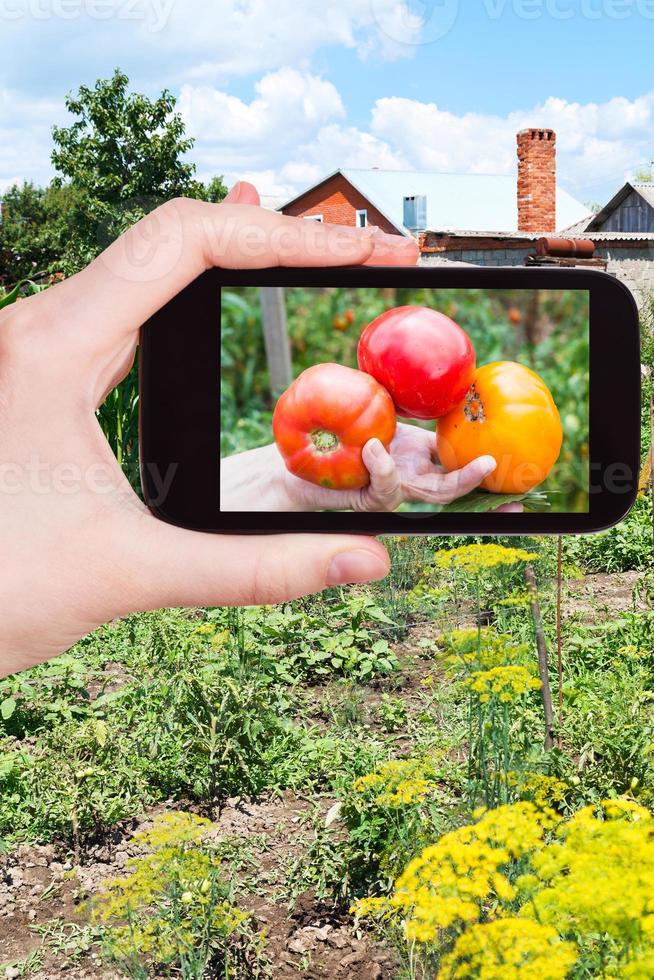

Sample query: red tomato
[272,363,397,490]
[357,306,476,420]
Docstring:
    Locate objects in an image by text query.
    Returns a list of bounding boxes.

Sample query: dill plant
[354,797,654,979]
[92,812,263,978]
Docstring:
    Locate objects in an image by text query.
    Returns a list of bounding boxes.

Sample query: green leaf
[437,490,552,514]
[0,279,44,309]
[0,698,17,721]
[366,606,395,626]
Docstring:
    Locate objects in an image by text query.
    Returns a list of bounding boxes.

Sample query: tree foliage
[0,69,229,285]
[48,68,218,272]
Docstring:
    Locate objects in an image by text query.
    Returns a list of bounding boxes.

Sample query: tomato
[438,361,563,494]
[357,306,475,420]
[272,363,397,490]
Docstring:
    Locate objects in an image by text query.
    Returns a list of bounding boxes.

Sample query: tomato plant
[357,305,476,419]
[272,363,396,489]
[438,361,563,494]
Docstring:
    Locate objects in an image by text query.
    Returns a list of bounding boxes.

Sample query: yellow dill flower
[193,624,216,636]
[439,918,578,980]
[437,629,531,674]
[526,798,654,943]
[512,772,569,809]
[390,804,556,936]
[620,949,654,978]
[132,812,214,851]
[378,778,435,807]
[92,810,247,971]
[495,589,532,608]
[352,758,441,809]
[465,665,541,703]
[434,544,538,573]
[349,896,392,919]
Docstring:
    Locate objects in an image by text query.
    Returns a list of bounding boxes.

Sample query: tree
[50,69,214,272]
[199,175,229,203]
[0,181,82,285]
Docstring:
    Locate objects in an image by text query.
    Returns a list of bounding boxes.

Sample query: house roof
[585,181,654,232]
[278,168,591,236]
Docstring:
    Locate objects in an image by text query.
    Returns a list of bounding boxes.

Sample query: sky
[2,0,654,209]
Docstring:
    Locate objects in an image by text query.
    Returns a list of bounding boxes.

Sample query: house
[420,175,654,307]
[278,129,589,237]
[278,130,654,308]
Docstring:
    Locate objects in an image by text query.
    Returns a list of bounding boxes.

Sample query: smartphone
[139,266,640,535]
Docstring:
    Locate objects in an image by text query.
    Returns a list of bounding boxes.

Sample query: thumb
[127,520,390,610]
[360,439,402,511]
[223,180,261,206]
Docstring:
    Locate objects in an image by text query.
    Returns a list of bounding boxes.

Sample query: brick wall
[281,173,399,234]
[517,128,556,233]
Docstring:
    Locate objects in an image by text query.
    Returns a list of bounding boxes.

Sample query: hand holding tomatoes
[438,361,563,494]
[357,306,476,420]
[272,363,396,490]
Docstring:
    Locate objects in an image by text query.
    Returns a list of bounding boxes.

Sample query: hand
[0,182,419,676]
[222,423,502,512]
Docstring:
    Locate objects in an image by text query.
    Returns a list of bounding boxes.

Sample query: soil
[0,569,644,979]
[563,569,646,616]
[0,793,397,980]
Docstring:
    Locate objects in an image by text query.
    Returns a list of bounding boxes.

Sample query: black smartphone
[139,266,640,535]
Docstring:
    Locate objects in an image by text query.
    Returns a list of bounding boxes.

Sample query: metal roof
[428,228,654,244]
[572,231,654,243]
[278,168,591,235]
[586,181,654,232]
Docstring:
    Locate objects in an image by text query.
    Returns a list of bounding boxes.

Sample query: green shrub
[564,495,653,573]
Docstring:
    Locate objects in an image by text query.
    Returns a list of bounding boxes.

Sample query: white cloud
[183,83,654,205]
[3,62,654,214]
[150,0,422,80]
[0,89,64,191]
[179,68,344,170]
[366,93,654,199]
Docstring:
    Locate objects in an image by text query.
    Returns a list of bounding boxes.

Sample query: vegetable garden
[0,278,653,979]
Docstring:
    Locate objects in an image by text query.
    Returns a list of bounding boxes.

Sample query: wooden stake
[260,286,293,396]
[650,392,654,558]
[524,563,555,750]
[556,536,564,749]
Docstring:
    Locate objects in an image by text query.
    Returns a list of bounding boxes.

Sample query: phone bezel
[139,265,640,535]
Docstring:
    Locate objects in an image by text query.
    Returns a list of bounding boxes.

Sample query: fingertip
[494,502,524,513]
[224,180,260,206]
[478,455,497,475]
[326,540,390,587]
[363,438,385,461]
[362,230,420,267]
[363,439,395,482]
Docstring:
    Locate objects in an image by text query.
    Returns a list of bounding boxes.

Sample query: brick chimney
[517,128,556,232]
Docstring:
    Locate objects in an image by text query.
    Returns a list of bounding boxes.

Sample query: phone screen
[220,286,589,516]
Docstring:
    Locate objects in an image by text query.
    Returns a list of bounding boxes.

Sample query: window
[356,209,368,228]
[304,214,323,222]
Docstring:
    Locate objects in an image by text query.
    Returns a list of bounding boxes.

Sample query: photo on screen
[220,287,589,514]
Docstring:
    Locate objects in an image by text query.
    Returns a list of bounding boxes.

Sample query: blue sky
[1,0,653,212]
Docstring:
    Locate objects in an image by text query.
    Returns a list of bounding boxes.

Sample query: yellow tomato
[438,361,563,494]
